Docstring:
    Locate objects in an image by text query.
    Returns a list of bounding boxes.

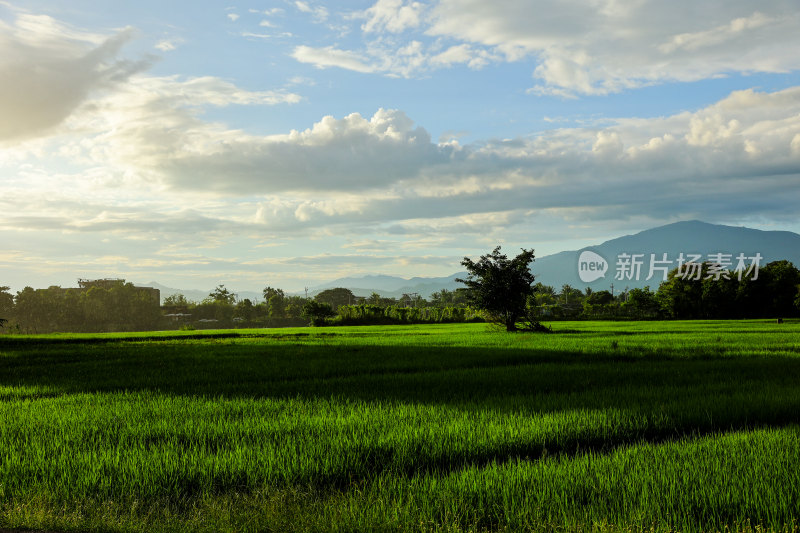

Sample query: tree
[284,296,306,318]
[585,290,613,306]
[267,293,287,318]
[623,286,660,317]
[315,288,355,310]
[457,246,546,332]
[559,284,584,307]
[164,293,190,308]
[235,298,258,321]
[302,300,335,326]
[761,260,800,317]
[0,286,13,330]
[262,286,285,303]
[208,285,236,305]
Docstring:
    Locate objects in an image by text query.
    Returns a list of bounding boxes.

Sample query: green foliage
[262,286,285,302]
[656,261,800,319]
[208,284,236,305]
[314,287,355,310]
[0,285,11,331]
[585,289,613,306]
[163,293,190,308]
[302,300,336,326]
[458,246,539,331]
[623,286,660,318]
[234,298,258,321]
[334,304,482,325]
[10,282,160,333]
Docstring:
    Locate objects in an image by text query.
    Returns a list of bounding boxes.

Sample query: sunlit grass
[0,320,799,532]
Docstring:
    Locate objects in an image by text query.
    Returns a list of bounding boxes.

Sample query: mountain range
[142,221,800,303]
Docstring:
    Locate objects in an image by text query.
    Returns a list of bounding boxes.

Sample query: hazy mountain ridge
[143,221,800,303]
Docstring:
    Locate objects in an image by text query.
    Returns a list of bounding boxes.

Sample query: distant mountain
[533,220,800,292]
[309,273,465,299]
[139,282,263,305]
[140,221,800,302]
[307,221,800,296]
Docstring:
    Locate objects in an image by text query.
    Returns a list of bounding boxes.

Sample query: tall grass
[0,320,798,532]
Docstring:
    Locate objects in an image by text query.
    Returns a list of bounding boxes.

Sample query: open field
[1,320,799,532]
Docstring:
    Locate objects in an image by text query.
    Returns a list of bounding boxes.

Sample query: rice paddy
[0,320,798,532]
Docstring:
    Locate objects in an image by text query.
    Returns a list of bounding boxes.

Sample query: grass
[0,320,799,532]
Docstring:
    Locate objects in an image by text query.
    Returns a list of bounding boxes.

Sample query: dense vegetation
[1,259,798,334]
[1,321,799,532]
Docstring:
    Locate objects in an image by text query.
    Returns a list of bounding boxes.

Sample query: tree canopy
[457,246,546,332]
[315,288,355,310]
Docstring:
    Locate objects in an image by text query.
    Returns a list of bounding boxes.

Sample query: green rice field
[0,320,799,532]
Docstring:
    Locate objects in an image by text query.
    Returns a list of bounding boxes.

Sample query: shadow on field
[2,335,800,486]
[2,336,800,423]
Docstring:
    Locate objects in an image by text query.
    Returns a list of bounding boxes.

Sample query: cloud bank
[293,0,800,95]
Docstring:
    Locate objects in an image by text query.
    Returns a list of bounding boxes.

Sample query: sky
[1,0,800,294]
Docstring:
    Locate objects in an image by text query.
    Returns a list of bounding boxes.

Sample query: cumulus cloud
[296,0,800,93]
[105,107,452,192]
[429,0,800,95]
[0,12,150,142]
[4,80,800,287]
[55,84,796,231]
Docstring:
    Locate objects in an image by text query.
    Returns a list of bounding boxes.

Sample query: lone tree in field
[457,246,546,332]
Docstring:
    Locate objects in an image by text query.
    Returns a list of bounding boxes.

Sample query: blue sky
[1,0,800,293]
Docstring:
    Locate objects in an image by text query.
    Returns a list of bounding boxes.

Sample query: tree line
[531,259,800,320]
[0,281,477,333]
[0,281,161,334]
[2,257,798,334]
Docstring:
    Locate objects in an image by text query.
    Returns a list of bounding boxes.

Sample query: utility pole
[610,283,614,297]
[304,287,308,300]
[410,292,419,307]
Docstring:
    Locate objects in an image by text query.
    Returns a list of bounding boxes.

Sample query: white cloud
[155,39,180,51]
[3,84,800,289]
[141,76,302,106]
[301,0,800,93]
[428,0,800,95]
[293,40,497,77]
[227,13,240,22]
[658,12,773,54]
[291,45,375,72]
[295,1,328,22]
[115,107,448,193]
[0,12,149,142]
[358,0,425,33]
[44,82,797,231]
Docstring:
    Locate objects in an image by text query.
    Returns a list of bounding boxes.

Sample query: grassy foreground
[0,320,799,532]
